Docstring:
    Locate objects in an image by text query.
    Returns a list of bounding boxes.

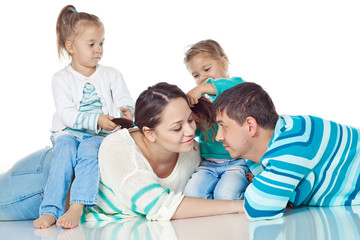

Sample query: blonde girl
[183,39,250,200]
[33,5,134,229]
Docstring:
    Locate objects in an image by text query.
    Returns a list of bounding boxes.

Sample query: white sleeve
[52,72,80,128]
[109,69,135,111]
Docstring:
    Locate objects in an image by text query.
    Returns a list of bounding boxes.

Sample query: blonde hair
[184,39,228,65]
[56,5,103,60]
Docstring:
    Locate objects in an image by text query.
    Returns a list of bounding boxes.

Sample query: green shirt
[197,77,244,160]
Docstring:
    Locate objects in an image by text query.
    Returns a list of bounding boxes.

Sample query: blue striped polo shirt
[245,115,360,221]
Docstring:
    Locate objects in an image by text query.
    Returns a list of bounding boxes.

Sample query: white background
[1,0,359,173]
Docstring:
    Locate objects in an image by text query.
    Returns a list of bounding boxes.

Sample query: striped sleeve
[245,156,312,221]
[122,173,184,220]
[73,112,101,133]
[246,161,264,177]
[244,116,313,221]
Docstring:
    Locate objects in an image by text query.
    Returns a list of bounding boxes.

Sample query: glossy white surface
[1,206,360,240]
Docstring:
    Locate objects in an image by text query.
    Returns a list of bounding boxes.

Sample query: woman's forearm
[171,196,244,220]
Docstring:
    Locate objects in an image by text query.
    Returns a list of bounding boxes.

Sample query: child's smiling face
[187,52,228,85]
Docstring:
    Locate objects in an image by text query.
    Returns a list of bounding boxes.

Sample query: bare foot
[56,203,84,229]
[33,214,56,229]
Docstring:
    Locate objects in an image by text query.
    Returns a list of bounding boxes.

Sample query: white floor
[1,206,360,240]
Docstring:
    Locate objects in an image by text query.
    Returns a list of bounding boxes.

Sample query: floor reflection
[250,206,360,240]
[1,206,360,240]
[32,218,178,240]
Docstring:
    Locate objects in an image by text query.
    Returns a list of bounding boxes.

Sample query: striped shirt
[73,83,103,134]
[81,129,201,222]
[245,115,360,221]
[51,64,135,132]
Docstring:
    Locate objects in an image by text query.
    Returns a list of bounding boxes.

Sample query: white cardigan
[51,65,134,132]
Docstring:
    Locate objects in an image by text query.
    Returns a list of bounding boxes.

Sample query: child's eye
[193,74,199,79]
[100,42,104,47]
[89,43,95,47]
[205,67,211,72]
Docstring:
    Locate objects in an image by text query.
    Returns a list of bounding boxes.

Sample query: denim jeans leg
[0,147,53,220]
[39,134,79,220]
[70,136,103,207]
[213,163,249,200]
[183,161,219,199]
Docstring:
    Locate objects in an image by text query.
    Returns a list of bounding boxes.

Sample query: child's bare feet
[56,203,84,229]
[33,214,56,229]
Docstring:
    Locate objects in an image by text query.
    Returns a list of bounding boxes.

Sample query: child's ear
[143,127,156,142]
[65,40,74,54]
[221,56,229,70]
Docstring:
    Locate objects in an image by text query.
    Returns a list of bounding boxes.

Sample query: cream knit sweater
[82,129,201,221]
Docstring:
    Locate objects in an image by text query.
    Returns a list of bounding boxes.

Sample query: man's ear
[143,127,156,142]
[245,116,258,137]
[65,40,74,55]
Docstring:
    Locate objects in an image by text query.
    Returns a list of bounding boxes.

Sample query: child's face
[187,52,228,85]
[69,24,105,70]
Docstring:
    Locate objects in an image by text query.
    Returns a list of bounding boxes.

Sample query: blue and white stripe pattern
[82,181,182,222]
[245,115,360,221]
[73,83,103,134]
[81,181,173,222]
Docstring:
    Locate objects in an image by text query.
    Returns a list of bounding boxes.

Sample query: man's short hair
[213,82,279,129]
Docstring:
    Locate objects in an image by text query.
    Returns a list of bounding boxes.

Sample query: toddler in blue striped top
[33,5,134,229]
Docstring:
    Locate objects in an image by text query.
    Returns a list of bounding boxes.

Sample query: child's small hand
[187,86,204,107]
[98,115,117,131]
[187,83,217,107]
[120,107,133,121]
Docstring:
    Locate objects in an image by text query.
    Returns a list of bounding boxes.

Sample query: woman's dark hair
[112,82,215,135]
[191,97,216,140]
[213,82,279,129]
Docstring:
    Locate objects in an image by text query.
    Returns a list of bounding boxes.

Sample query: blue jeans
[0,147,53,220]
[183,159,250,200]
[39,131,103,220]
